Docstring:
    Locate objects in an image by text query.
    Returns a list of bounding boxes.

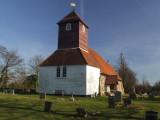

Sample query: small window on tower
[82,25,85,33]
[57,67,60,77]
[66,23,71,31]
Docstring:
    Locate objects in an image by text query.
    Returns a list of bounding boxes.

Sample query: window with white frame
[82,25,85,33]
[66,23,71,31]
[56,67,60,77]
[63,66,67,77]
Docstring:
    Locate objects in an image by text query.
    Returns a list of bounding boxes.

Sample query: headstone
[69,92,75,101]
[129,93,137,99]
[148,93,155,100]
[144,92,148,96]
[10,89,15,95]
[123,98,131,107]
[95,92,97,97]
[39,93,46,99]
[76,108,87,118]
[145,110,158,120]
[2,88,5,94]
[44,101,52,112]
[108,96,115,108]
[4,89,8,94]
[114,91,122,102]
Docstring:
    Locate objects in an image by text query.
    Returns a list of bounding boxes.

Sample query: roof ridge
[39,51,55,66]
[57,11,89,28]
[78,48,88,64]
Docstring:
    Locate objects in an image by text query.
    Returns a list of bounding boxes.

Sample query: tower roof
[57,11,89,28]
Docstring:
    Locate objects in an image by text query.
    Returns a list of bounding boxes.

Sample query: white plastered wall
[86,65,100,95]
[39,65,87,95]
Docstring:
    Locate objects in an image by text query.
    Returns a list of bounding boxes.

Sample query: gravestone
[10,89,15,95]
[123,98,131,107]
[95,92,98,97]
[148,93,155,100]
[39,93,46,99]
[4,89,8,94]
[76,108,87,118]
[108,96,115,108]
[145,110,158,120]
[2,88,5,94]
[69,92,75,101]
[129,93,137,99]
[114,91,122,102]
[44,101,52,112]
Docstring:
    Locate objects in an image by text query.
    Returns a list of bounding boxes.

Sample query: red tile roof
[57,11,89,28]
[39,48,121,82]
[39,49,87,66]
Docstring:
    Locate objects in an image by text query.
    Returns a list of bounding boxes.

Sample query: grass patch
[0,93,159,120]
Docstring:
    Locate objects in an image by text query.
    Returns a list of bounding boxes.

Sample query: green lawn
[0,93,159,120]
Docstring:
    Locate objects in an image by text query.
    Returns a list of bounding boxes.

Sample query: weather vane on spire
[70,1,76,11]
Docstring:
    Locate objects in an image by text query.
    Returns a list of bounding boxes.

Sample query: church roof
[39,48,121,81]
[57,11,89,28]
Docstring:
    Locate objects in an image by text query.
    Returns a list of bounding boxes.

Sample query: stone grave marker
[148,93,155,100]
[39,93,46,99]
[69,92,75,101]
[108,96,115,108]
[44,101,52,112]
[10,89,15,95]
[76,108,88,118]
[4,89,8,94]
[114,91,122,102]
[123,98,131,107]
[129,92,137,99]
[145,110,158,120]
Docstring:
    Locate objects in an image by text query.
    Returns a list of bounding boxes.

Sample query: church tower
[57,11,89,51]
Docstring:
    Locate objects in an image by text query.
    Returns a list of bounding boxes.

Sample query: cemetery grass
[0,94,160,120]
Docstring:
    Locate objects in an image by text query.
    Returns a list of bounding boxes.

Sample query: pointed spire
[57,11,89,28]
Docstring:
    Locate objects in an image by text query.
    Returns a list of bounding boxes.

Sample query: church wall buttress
[99,74,106,96]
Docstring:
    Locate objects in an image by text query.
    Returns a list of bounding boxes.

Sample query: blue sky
[0,0,160,85]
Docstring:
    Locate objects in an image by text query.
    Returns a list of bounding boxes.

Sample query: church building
[39,11,124,96]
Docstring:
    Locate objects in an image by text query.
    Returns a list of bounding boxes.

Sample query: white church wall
[86,65,100,95]
[39,65,87,95]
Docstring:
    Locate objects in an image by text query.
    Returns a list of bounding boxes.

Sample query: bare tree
[28,55,44,90]
[0,45,23,87]
[28,55,44,76]
[115,53,137,93]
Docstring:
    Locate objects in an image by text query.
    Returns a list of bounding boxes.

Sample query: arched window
[63,66,67,77]
[82,25,85,33]
[66,23,71,31]
[57,67,60,77]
